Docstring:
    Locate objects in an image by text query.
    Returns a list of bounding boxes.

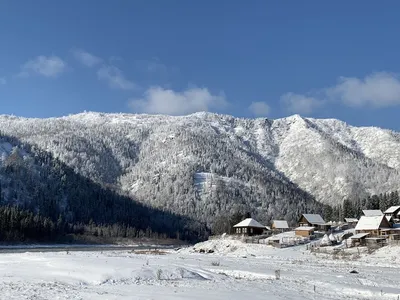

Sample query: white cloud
[248,101,271,117]
[327,72,400,108]
[19,55,66,78]
[129,86,227,115]
[281,92,323,115]
[280,72,400,114]
[97,65,136,90]
[0,77,6,85]
[72,48,102,67]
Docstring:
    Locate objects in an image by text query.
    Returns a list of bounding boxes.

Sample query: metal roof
[362,210,383,217]
[384,206,400,214]
[301,214,325,225]
[272,220,289,229]
[233,218,265,228]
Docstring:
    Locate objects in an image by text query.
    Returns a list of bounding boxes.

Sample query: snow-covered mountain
[0,112,399,225]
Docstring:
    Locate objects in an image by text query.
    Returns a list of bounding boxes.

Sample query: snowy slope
[0,112,399,224]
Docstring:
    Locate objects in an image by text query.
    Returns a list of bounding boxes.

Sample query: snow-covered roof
[362,210,383,217]
[355,216,390,230]
[294,226,314,231]
[272,220,289,229]
[350,233,370,239]
[384,206,400,214]
[301,214,325,225]
[344,218,358,223]
[265,226,271,231]
[385,216,393,222]
[233,218,265,228]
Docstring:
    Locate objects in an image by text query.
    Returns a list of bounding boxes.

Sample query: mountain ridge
[0,111,399,226]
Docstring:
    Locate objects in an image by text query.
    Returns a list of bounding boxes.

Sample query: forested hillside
[0,133,207,242]
[0,112,399,230]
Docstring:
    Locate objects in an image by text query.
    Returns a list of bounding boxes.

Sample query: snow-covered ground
[1,239,400,299]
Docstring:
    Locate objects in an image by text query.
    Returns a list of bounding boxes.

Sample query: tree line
[324,191,400,221]
[0,205,178,243]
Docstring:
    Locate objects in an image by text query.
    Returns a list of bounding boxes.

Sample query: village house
[298,214,330,231]
[294,226,315,238]
[384,206,400,220]
[355,215,391,237]
[271,220,289,232]
[233,218,265,236]
[362,210,383,217]
[344,218,358,228]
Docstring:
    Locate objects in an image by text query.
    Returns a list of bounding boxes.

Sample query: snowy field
[1,239,400,299]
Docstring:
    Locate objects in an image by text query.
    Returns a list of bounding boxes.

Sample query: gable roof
[355,216,391,230]
[345,218,358,223]
[384,206,400,214]
[233,218,265,228]
[272,220,289,229]
[362,210,383,217]
[301,214,325,225]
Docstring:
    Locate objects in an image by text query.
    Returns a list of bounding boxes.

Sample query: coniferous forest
[0,134,208,243]
[326,191,400,222]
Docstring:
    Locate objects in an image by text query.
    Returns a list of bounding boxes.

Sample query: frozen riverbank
[1,238,400,299]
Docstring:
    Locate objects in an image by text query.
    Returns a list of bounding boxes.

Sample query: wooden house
[233,218,265,236]
[271,220,289,232]
[298,214,330,231]
[294,226,315,237]
[384,206,400,219]
[355,216,391,237]
[344,218,359,228]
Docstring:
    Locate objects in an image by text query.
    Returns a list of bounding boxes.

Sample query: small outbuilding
[344,218,359,228]
[298,214,330,231]
[294,226,315,237]
[233,218,265,236]
[350,233,369,246]
[271,220,289,232]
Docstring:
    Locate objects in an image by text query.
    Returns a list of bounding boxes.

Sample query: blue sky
[1,1,400,130]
